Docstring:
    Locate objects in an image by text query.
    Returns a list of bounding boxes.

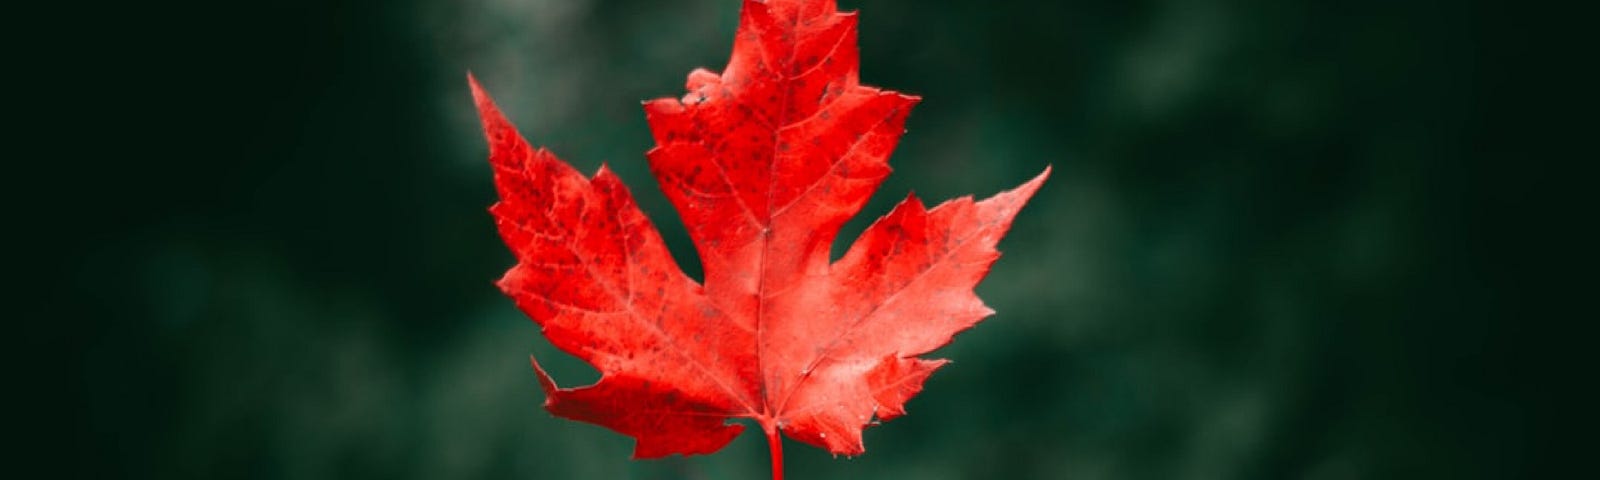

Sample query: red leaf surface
[471,0,1047,471]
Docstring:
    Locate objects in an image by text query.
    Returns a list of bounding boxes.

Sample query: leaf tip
[530,355,562,404]
[1018,165,1051,196]
[468,73,518,142]
[466,71,490,107]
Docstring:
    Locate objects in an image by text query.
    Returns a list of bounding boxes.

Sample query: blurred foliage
[39,0,1567,478]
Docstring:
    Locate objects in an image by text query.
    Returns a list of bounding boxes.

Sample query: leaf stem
[763,421,784,480]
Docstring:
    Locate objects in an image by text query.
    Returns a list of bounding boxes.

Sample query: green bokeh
[52,0,1556,478]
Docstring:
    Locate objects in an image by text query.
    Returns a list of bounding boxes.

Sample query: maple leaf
[470,0,1046,477]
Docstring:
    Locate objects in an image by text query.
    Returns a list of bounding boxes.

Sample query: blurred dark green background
[43,0,1567,478]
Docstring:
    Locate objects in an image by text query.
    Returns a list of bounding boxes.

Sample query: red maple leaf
[470,0,1046,477]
